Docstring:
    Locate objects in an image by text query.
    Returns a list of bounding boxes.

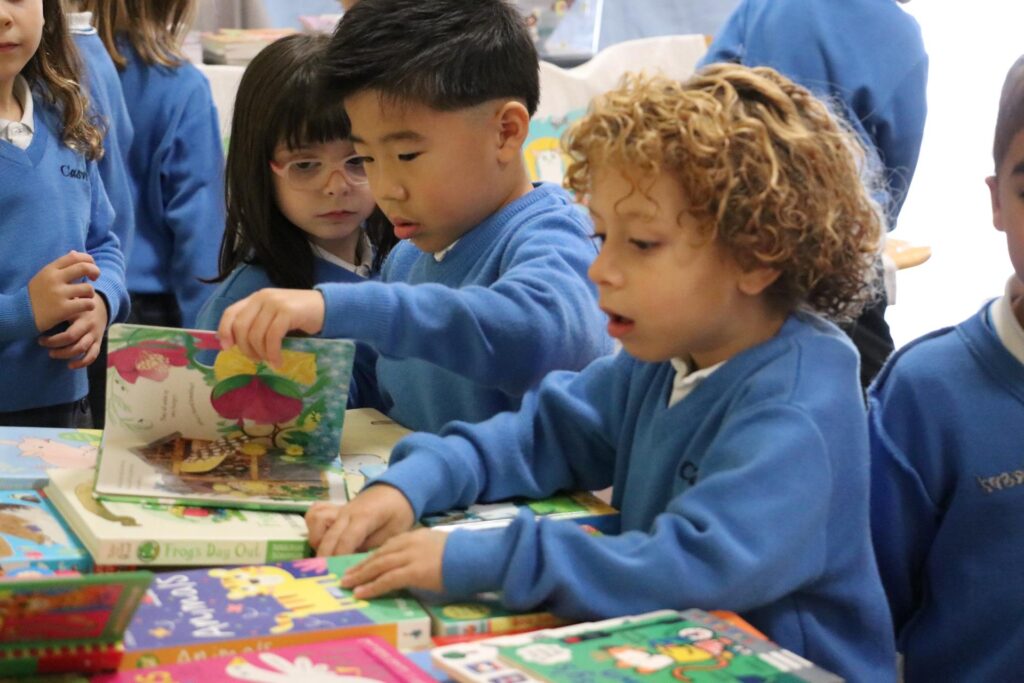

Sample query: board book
[418,591,567,638]
[0,490,91,576]
[336,408,411,501]
[91,635,434,682]
[94,324,354,512]
[0,426,100,489]
[0,570,152,676]
[121,554,431,669]
[432,609,844,683]
[46,469,310,568]
[422,491,619,533]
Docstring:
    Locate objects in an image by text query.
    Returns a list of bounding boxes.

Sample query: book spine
[0,642,123,676]
[91,538,309,567]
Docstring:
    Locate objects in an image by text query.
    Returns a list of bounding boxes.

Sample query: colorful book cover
[45,469,310,568]
[422,491,619,533]
[121,555,431,669]
[92,635,434,682]
[95,324,354,512]
[0,490,91,576]
[418,591,567,638]
[0,427,101,489]
[0,570,152,676]
[432,609,844,683]
[336,408,412,501]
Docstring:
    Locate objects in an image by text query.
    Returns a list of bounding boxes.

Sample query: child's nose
[588,248,622,288]
[322,169,351,196]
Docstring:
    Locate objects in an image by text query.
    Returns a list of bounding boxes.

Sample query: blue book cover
[0,427,100,489]
[0,491,91,576]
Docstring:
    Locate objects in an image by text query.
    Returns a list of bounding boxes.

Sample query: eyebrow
[350,130,426,145]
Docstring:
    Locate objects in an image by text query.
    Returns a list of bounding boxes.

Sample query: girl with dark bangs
[0,0,128,427]
[196,33,395,409]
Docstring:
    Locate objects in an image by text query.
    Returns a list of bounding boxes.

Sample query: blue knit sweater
[0,103,127,410]
[378,313,896,682]
[315,182,611,432]
[869,304,1024,682]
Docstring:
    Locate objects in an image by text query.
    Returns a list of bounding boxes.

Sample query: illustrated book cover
[336,408,411,500]
[0,570,152,676]
[432,609,844,683]
[46,469,310,568]
[417,590,567,638]
[0,426,100,489]
[94,324,354,512]
[92,635,434,682]
[0,490,91,576]
[121,555,431,669]
[422,491,619,533]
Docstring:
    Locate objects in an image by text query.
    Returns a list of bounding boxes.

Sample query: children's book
[336,408,412,500]
[418,591,567,638]
[0,427,101,489]
[0,570,152,677]
[432,609,844,683]
[0,490,91,576]
[94,324,354,513]
[121,555,431,669]
[422,491,619,533]
[45,469,310,568]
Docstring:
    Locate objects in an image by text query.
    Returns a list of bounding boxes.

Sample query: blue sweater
[195,258,382,410]
[117,39,225,327]
[315,183,611,433]
[699,0,928,226]
[72,30,135,256]
[378,313,896,682]
[0,103,128,411]
[869,305,1024,682]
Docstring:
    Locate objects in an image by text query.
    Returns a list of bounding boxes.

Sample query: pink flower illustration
[108,342,188,383]
[210,376,303,425]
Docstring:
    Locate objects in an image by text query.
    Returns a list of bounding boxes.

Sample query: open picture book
[93,324,354,512]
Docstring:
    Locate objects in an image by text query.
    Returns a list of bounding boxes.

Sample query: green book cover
[419,591,567,637]
[422,491,619,533]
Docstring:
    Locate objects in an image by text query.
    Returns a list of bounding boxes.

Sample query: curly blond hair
[564,65,883,322]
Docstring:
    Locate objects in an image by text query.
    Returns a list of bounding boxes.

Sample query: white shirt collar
[668,357,724,407]
[310,234,373,278]
[0,76,34,150]
[67,11,96,33]
[434,239,460,262]
[991,277,1024,367]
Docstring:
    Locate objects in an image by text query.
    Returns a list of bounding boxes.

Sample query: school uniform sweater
[117,38,224,327]
[699,0,928,225]
[315,182,611,433]
[869,303,1024,682]
[71,27,135,256]
[377,313,897,682]
[195,258,382,410]
[0,104,127,410]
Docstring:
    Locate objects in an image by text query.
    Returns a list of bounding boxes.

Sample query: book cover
[0,490,91,576]
[432,609,844,683]
[121,555,431,669]
[422,491,619,533]
[0,427,101,489]
[46,469,310,568]
[95,324,354,512]
[419,591,567,638]
[92,635,434,682]
[0,570,152,676]
[336,408,411,501]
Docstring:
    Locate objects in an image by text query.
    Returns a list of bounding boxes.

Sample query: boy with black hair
[218,0,610,433]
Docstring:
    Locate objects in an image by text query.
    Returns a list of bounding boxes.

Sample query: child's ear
[987,175,1005,232]
[737,266,782,296]
[495,101,531,163]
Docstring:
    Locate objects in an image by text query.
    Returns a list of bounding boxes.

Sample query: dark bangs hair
[994,55,1024,172]
[324,0,539,115]
[23,1,103,159]
[214,33,394,289]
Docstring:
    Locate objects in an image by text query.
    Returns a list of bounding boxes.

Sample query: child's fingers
[49,331,94,361]
[217,304,237,348]
[265,312,291,369]
[228,303,261,361]
[305,504,342,549]
[342,545,408,589]
[351,560,415,599]
[246,308,274,362]
[318,513,374,558]
[68,338,101,370]
[51,251,95,269]
[59,261,101,283]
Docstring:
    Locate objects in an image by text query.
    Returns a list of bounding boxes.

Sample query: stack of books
[200,28,297,66]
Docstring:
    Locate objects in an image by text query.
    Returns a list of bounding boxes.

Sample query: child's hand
[340,528,447,599]
[305,484,415,557]
[28,251,100,332]
[218,289,326,366]
[38,293,108,370]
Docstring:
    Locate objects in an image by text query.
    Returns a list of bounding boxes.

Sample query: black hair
[324,0,540,116]
[212,33,395,288]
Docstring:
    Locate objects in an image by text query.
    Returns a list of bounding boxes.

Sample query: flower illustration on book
[210,347,316,425]
[108,341,188,383]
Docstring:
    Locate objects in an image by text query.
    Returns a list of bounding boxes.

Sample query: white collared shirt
[668,357,724,407]
[991,277,1024,366]
[0,76,34,150]
[67,11,95,34]
[434,239,460,262]
[310,234,373,278]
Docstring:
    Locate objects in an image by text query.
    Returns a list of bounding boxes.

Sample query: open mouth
[602,309,635,338]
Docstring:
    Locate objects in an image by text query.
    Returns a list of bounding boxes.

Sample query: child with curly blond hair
[307,64,897,681]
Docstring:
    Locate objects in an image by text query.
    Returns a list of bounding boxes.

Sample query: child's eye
[397,152,421,162]
[629,239,659,251]
[589,233,606,247]
[289,160,322,175]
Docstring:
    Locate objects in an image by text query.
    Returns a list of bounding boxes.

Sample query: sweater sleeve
[160,81,225,328]
[441,404,834,621]
[316,226,608,395]
[86,163,129,324]
[697,0,748,67]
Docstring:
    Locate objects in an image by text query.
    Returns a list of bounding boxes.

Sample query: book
[0,490,91,576]
[95,324,354,512]
[337,408,412,500]
[419,591,567,638]
[121,555,431,669]
[0,570,152,676]
[200,28,296,66]
[422,491,619,533]
[45,469,310,568]
[432,609,844,683]
[0,426,100,489]
[91,636,434,682]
